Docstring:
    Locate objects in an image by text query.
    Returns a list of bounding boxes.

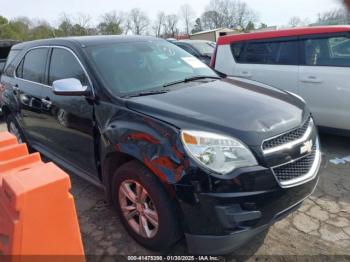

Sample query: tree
[127,8,150,35]
[179,4,195,35]
[98,11,123,35]
[164,14,179,38]
[153,11,166,37]
[191,18,203,34]
[55,13,95,36]
[73,13,92,35]
[56,14,73,36]
[234,1,257,30]
[0,18,30,40]
[245,21,255,32]
[0,16,8,25]
[201,10,223,30]
[75,13,92,30]
[288,16,303,27]
[29,21,54,40]
[258,23,268,29]
[201,0,257,30]
[316,8,350,25]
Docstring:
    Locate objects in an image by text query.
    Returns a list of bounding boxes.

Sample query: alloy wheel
[118,179,159,239]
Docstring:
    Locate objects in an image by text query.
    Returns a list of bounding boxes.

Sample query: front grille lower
[262,117,311,151]
[272,145,316,183]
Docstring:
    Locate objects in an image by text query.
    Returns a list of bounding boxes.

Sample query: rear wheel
[112,160,182,251]
[6,114,24,143]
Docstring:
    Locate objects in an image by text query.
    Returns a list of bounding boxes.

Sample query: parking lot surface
[0,121,349,258]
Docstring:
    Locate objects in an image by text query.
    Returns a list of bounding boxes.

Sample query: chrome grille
[272,145,316,182]
[262,117,311,151]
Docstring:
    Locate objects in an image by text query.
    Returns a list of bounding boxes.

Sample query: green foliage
[0,20,29,40]
[97,21,123,35]
[0,15,8,25]
[245,21,255,32]
[28,25,54,40]
[56,20,73,36]
[259,23,268,29]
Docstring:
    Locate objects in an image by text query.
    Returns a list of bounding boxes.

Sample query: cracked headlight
[181,130,258,175]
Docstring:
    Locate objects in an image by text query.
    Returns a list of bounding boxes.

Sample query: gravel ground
[1,121,349,260]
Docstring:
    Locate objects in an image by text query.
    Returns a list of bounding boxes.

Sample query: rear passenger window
[49,48,89,86]
[231,40,299,65]
[20,48,48,83]
[303,35,350,67]
[231,43,245,62]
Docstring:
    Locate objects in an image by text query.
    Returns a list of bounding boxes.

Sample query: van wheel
[6,114,24,143]
[112,160,182,251]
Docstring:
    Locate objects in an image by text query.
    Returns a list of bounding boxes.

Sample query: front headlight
[181,130,258,175]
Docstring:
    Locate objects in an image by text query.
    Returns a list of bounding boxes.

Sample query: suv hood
[126,78,307,146]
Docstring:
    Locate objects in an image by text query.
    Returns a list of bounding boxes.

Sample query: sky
[0,0,344,27]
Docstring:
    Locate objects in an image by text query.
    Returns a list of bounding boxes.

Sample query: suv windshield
[86,40,217,96]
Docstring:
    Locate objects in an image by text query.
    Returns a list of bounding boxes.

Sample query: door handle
[41,98,52,107]
[300,76,323,84]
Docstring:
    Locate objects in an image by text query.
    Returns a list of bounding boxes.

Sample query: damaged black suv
[0,36,321,255]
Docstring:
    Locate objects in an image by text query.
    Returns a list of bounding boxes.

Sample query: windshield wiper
[126,89,170,98]
[163,75,221,88]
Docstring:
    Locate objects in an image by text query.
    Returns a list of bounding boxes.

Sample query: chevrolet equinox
[0,36,321,255]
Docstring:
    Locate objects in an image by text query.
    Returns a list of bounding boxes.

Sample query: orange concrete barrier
[0,132,84,259]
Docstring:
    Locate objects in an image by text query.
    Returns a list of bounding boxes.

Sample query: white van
[212,26,350,133]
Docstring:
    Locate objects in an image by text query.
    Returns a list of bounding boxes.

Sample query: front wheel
[112,160,182,251]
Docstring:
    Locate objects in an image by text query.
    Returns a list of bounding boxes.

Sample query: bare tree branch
[128,8,150,35]
[153,11,166,37]
[164,14,179,38]
[179,4,195,35]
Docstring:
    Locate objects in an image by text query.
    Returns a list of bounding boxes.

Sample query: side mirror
[52,78,89,96]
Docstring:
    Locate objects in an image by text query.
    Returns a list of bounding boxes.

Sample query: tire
[112,160,182,251]
[6,114,25,143]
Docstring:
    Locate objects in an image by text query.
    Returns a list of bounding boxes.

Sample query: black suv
[0,36,321,255]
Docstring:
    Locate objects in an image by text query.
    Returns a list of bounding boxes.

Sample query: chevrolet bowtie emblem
[300,140,313,154]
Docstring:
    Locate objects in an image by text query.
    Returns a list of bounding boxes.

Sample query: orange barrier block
[0,132,84,258]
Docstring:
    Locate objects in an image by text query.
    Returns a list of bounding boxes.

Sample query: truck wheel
[112,160,182,251]
[6,114,24,143]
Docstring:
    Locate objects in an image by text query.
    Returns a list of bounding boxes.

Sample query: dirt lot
[1,121,350,259]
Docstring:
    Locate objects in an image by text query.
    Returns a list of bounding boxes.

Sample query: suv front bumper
[177,148,321,255]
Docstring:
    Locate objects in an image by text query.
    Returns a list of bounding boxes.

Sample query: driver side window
[49,48,89,86]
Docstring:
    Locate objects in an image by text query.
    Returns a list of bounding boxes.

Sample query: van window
[5,50,20,66]
[231,40,299,65]
[4,50,20,76]
[49,48,89,86]
[20,48,48,83]
[303,35,350,67]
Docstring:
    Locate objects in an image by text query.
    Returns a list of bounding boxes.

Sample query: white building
[190,28,237,42]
